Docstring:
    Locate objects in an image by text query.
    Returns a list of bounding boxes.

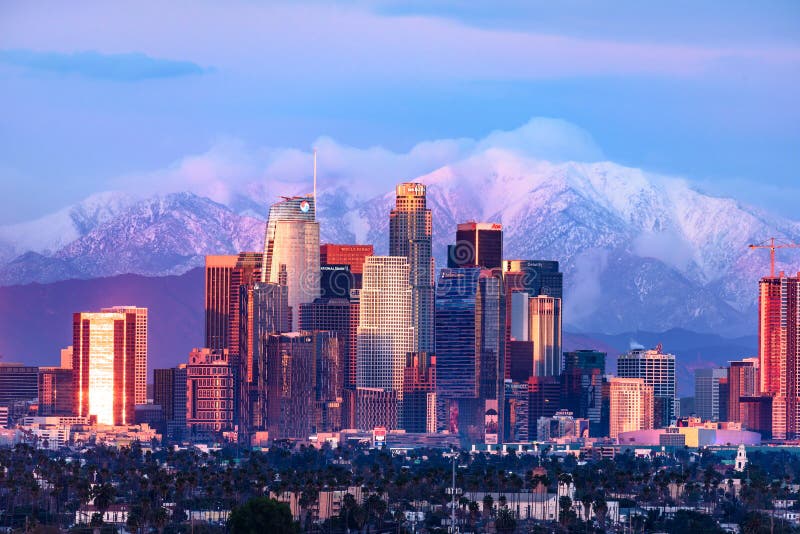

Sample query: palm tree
[593,494,608,529]
[91,483,116,522]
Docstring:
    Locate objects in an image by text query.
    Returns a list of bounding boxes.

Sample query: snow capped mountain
[1,150,798,335]
[0,191,139,264]
[0,193,264,285]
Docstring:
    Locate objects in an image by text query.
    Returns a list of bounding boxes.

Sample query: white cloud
[3,1,798,83]
[112,116,603,208]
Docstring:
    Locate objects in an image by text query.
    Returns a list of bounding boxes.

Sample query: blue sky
[0,0,798,223]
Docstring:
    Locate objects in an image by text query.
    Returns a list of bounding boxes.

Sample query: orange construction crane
[749,237,800,277]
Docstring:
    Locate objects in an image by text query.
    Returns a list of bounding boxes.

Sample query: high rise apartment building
[300,298,353,389]
[265,331,341,439]
[402,352,437,433]
[617,347,677,428]
[609,377,654,439]
[101,306,147,405]
[73,312,139,425]
[186,348,237,435]
[758,273,800,439]
[154,365,187,440]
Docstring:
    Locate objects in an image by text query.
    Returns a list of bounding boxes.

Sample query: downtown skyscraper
[609,377,654,439]
[389,183,434,353]
[73,311,140,425]
[261,195,320,329]
[265,331,341,439]
[448,222,503,270]
[509,293,562,378]
[435,267,505,441]
[758,273,800,440]
[695,367,729,422]
[617,347,677,428]
[728,357,759,424]
[101,306,148,406]
[356,256,415,428]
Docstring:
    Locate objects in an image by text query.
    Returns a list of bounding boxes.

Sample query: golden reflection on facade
[88,314,117,425]
[73,311,136,426]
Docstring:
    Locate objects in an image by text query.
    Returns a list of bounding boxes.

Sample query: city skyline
[3,4,800,532]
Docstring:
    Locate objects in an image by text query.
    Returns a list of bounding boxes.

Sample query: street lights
[444,452,463,534]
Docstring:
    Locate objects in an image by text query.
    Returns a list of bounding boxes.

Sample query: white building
[617,347,677,427]
[356,256,414,428]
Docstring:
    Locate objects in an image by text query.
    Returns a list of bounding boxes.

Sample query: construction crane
[749,237,800,277]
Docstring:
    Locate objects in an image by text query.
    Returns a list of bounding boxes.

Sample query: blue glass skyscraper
[435,267,505,442]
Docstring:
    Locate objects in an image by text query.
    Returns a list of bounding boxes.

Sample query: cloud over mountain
[1,117,798,336]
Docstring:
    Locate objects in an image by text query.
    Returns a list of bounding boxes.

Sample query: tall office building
[502,260,563,300]
[402,353,437,433]
[101,306,147,405]
[261,196,316,277]
[729,358,760,423]
[73,312,138,425]
[204,255,238,350]
[38,367,74,416]
[527,376,562,435]
[504,380,530,442]
[448,222,503,270]
[389,182,434,353]
[204,253,264,359]
[0,364,39,408]
[320,244,374,289]
[228,252,264,358]
[319,265,353,299]
[154,365,187,440]
[758,273,800,440]
[355,388,399,431]
[617,347,677,428]
[238,282,289,439]
[509,293,562,377]
[609,377,654,439]
[300,298,352,389]
[348,290,361,392]
[265,331,340,438]
[435,268,505,440]
[356,256,414,428]
[260,196,319,327]
[502,260,563,379]
[186,348,237,435]
[268,220,320,329]
[562,350,606,436]
[694,367,729,421]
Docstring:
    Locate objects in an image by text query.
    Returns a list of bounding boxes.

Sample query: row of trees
[3,442,800,532]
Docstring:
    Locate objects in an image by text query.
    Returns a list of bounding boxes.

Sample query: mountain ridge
[1,151,799,334]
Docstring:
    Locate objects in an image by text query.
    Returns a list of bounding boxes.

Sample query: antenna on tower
[313,148,317,215]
